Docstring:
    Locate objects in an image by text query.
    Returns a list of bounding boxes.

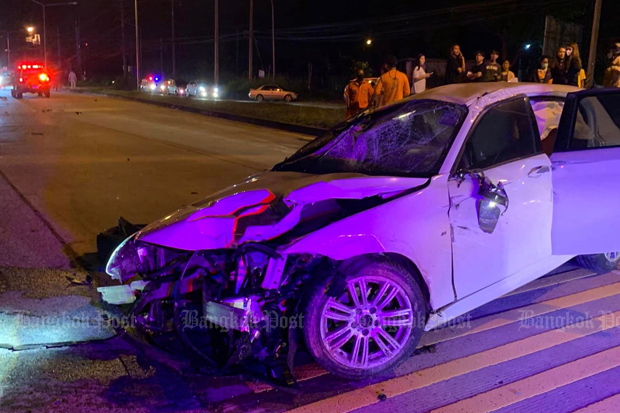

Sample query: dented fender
[281,174,455,310]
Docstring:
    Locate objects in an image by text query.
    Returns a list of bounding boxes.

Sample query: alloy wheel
[319,275,414,369]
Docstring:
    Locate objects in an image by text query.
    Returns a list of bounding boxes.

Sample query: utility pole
[121,0,127,77]
[171,0,176,78]
[56,26,61,70]
[160,38,164,78]
[270,0,275,78]
[214,0,219,85]
[75,20,82,72]
[236,28,239,75]
[1,31,11,69]
[134,0,140,90]
[248,0,253,80]
[43,6,47,67]
[586,0,603,88]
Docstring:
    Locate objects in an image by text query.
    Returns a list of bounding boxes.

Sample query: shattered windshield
[273,100,467,177]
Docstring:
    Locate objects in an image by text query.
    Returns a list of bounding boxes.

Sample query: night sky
[1,0,618,84]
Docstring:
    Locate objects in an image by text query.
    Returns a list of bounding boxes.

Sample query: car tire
[284,94,293,102]
[44,90,51,98]
[256,94,264,102]
[38,92,43,97]
[16,92,23,99]
[575,253,620,274]
[303,257,427,380]
[10,90,15,98]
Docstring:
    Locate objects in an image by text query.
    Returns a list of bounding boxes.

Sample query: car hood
[137,171,428,251]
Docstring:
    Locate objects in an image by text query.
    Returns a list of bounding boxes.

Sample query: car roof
[410,83,580,106]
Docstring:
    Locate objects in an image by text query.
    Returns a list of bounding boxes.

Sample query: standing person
[484,50,502,82]
[566,43,583,87]
[467,51,486,82]
[500,60,516,82]
[411,54,432,94]
[68,69,77,89]
[344,70,374,119]
[374,55,410,107]
[532,56,553,84]
[551,47,568,85]
[603,43,620,88]
[445,44,466,84]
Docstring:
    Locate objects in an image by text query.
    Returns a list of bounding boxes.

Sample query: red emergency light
[149,76,153,81]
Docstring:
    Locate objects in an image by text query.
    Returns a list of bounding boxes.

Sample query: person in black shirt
[566,43,583,87]
[551,47,568,85]
[531,55,553,84]
[484,50,501,82]
[467,51,486,82]
[445,44,466,84]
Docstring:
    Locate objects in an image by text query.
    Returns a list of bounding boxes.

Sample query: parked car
[99,83,620,381]
[167,80,187,96]
[249,84,298,102]
[186,80,209,98]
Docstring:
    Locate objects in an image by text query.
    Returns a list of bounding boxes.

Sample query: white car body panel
[551,147,620,255]
[283,175,456,310]
[448,153,553,299]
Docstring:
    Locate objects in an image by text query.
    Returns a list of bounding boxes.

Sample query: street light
[27,26,35,33]
[366,39,372,46]
[27,1,78,69]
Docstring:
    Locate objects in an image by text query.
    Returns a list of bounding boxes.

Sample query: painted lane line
[572,393,620,413]
[421,281,620,346]
[431,345,620,413]
[285,310,620,413]
[253,280,620,394]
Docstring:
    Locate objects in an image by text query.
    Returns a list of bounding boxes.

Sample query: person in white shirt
[412,54,432,94]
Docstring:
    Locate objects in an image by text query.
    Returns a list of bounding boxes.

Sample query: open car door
[551,89,620,255]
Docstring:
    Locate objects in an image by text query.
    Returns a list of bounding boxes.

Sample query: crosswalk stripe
[286,310,620,413]
[261,278,620,394]
[421,280,620,346]
[572,393,620,413]
[432,346,620,412]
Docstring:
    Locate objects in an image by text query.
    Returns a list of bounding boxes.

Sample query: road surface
[1,89,620,413]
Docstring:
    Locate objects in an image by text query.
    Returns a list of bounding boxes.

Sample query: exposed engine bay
[97,172,431,383]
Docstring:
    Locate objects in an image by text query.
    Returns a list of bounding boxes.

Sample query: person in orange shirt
[344,70,374,119]
[374,55,410,107]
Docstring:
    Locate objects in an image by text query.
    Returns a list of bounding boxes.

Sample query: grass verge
[78,88,345,130]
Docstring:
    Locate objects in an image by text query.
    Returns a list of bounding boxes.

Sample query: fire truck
[11,63,51,99]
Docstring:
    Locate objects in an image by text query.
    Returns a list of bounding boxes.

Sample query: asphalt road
[1,89,620,413]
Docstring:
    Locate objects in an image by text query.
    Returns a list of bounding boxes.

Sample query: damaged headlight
[106,234,189,282]
[105,234,142,282]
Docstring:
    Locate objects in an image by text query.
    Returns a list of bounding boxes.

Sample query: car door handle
[528,165,550,177]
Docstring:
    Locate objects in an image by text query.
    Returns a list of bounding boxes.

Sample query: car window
[460,97,539,170]
[570,95,620,149]
[273,99,467,177]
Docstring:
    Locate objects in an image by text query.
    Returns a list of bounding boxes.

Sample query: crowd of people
[343,41,606,119]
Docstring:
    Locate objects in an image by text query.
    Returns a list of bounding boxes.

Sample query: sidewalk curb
[65,88,326,138]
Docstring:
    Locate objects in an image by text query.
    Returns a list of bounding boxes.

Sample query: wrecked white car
[100,83,620,381]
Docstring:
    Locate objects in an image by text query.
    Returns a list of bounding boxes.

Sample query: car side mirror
[455,170,509,234]
[475,172,509,234]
